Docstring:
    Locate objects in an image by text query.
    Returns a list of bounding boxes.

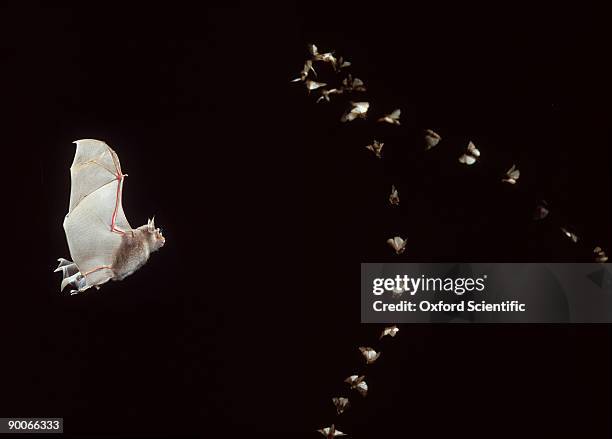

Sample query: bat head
[141,217,165,252]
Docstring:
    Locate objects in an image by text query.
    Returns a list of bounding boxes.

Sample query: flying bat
[387,236,406,255]
[345,375,368,397]
[54,139,165,294]
[389,185,400,206]
[502,164,520,184]
[380,325,399,339]
[336,56,351,70]
[341,101,369,122]
[458,141,480,165]
[317,424,346,438]
[332,397,350,415]
[594,247,608,263]
[365,140,384,158]
[424,129,441,150]
[560,227,579,243]
[377,109,401,125]
[359,347,381,364]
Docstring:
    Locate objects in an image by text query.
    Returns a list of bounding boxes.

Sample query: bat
[290,59,316,82]
[502,164,520,184]
[317,424,346,438]
[560,227,579,243]
[365,140,384,158]
[387,236,406,255]
[345,375,368,397]
[379,325,399,339]
[533,200,549,220]
[424,129,441,150]
[341,74,366,92]
[55,139,165,294]
[340,101,369,122]
[336,56,351,70]
[359,346,381,364]
[389,185,400,206]
[377,109,401,125]
[594,247,608,263]
[332,397,350,415]
[317,88,342,103]
[458,141,480,165]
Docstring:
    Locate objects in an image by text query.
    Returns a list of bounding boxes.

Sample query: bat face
[387,236,406,254]
[424,129,441,149]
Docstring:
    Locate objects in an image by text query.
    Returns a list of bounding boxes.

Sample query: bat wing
[62,139,132,289]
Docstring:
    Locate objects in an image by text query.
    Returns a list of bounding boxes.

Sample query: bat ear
[151,216,155,230]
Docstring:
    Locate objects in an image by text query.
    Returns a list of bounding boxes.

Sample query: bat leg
[83,265,113,277]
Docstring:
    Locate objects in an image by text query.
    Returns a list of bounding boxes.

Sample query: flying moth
[389,185,400,206]
[560,227,579,243]
[458,141,480,165]
[502,164,520,184]
[316,88,342,103]
[365,140,384,158]
[332,397,350,415]
[387,236,406,255]
[340,101,369,122]
[359,347,381,364]
[377,109,401,125]
[317,424,346,438]
[341,74,366,92]
[380,325,399,339]
[424,129,441,150]
[594,247,608,263]
[344,375,368,397]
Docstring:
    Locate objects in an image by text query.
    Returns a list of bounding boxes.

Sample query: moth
[345,375,368,397]
[424,129,441,150]
[316,88,342,103]
[332,397,350,415]
[317,424,346,438]
[305,80,327,93]
[308,43,337,66]
[387,236,406,255]
[365,140,384,158]
[377,109,401,125]
[55,139,165,294]
[502,164,520,184]
[458,141,480,165]
[290,59,316,82]
[560,227,579,243]
[380,325,399,339]
[359,347,381,364]
[341,74,366,92]
[340,101,370,122]
[389,185,400,206]
[533,200,549,220]
[594,247,608,263]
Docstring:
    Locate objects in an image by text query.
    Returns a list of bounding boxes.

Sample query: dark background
[1,2,610,438]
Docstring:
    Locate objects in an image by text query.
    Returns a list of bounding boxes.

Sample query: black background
[2,2,611,438]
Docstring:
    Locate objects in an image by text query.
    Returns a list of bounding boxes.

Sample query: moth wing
[389,109,401,119]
